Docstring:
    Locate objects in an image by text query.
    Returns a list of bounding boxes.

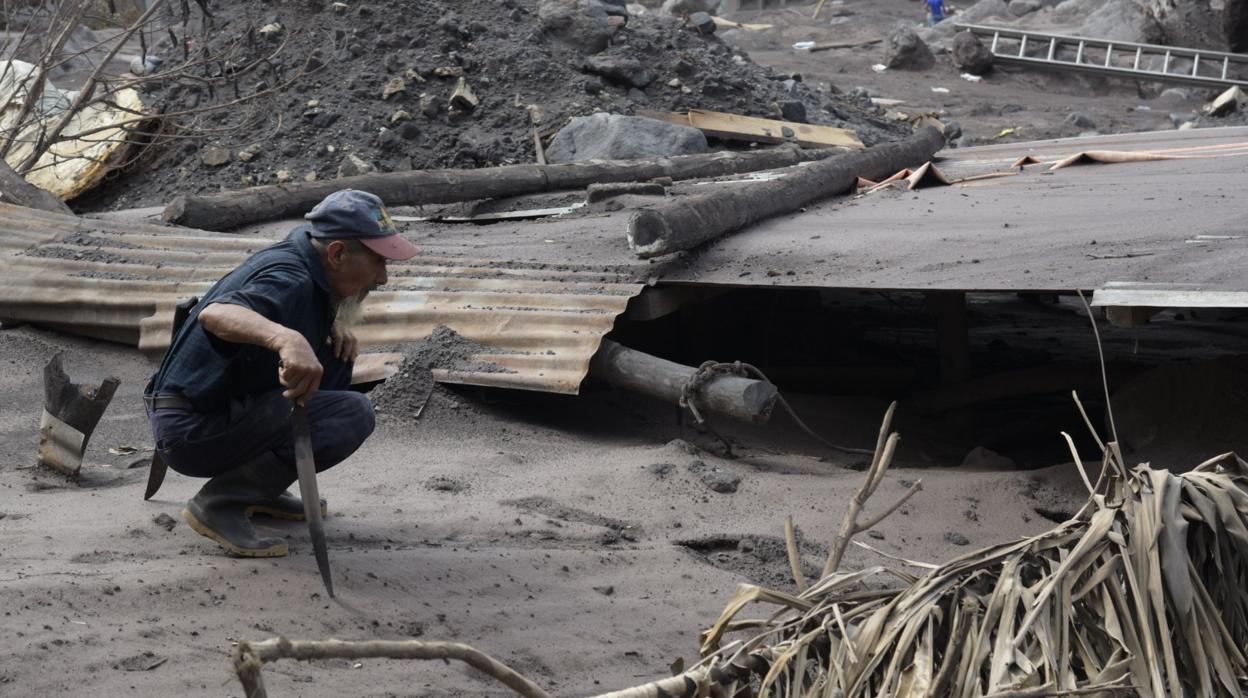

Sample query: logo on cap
[375,205,398,235]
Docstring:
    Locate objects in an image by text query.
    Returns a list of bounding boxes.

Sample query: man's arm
[198,302,323,404]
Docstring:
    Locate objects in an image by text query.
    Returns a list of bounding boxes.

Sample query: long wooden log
[163,147,844,232]
[589,338,777,423]
[627,125,945,259]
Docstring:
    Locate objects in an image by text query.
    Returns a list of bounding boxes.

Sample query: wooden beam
[636,109,864,150]
[589,339,777,423]
[1105,305,1162,328]
[927,291,970,385]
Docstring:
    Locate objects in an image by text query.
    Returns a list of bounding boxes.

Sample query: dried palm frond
[612,449,1248,698]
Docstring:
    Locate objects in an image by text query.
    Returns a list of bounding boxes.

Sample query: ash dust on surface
[0,322,1096,696]
[78,0,904,211]
[369,325,520,421]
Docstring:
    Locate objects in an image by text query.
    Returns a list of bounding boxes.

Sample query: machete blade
[144,451,168,500]
[292,404,334,597]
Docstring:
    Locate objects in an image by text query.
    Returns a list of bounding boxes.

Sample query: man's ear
[326,240,349,267]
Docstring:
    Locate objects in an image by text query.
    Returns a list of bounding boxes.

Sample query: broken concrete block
[1205,86,1247,117]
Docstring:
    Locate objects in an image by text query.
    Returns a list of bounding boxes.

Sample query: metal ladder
[955,24,1248,89]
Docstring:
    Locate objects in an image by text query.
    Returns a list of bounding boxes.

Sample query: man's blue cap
[304,189,419,260]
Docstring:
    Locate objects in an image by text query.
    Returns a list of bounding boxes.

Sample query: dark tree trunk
[626,126,946,259]
[163,147,843,232]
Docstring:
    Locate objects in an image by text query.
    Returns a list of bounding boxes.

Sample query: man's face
[324,240,388,303]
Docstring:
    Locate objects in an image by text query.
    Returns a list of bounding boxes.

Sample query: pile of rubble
[82,0,905,210]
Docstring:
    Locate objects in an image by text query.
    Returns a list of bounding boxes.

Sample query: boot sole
[246,502,329,521]
[182,508,288,558]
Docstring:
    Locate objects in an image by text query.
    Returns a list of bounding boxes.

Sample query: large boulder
[885,25,935,70]
[952,30,994,74]
[538,0,615,54]
[545,113,708,163]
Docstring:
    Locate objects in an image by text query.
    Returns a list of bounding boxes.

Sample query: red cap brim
[360,234,420,261]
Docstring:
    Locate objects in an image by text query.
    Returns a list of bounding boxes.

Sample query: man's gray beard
[335,295,366,329]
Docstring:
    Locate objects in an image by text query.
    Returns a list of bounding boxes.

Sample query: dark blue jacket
[149,226,334,412]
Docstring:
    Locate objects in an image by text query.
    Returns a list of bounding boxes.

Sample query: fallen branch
[822,401,922,577]
[232,638,553,698]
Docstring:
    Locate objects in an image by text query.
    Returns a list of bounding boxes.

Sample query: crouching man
[144,190,418,557]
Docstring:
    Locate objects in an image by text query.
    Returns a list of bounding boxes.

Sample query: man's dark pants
[148,346,375,479]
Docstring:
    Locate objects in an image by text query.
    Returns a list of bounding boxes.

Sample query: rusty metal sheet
[0,203,644,395]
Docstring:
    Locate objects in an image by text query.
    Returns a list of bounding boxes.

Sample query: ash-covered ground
[77,0,906,211]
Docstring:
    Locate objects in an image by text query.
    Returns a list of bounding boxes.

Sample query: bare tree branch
[820,402,923,577]
[232,638,554,698]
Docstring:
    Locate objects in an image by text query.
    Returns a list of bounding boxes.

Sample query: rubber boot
[183,464,289,558]
[240,452,328,522]
[247,491,328,521]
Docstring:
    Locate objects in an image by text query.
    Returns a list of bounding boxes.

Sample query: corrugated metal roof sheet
[0,203,643,394]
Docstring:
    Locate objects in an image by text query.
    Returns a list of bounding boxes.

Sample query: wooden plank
[1093,287,1248,308]
[637,109,864,150]
[810,37,883,52]
[1105,306,1162,328]
[710,16,774,30]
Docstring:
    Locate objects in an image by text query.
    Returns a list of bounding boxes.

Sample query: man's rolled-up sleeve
[210,264,311,325]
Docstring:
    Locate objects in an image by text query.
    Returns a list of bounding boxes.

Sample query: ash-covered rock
[546,112,707,162]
